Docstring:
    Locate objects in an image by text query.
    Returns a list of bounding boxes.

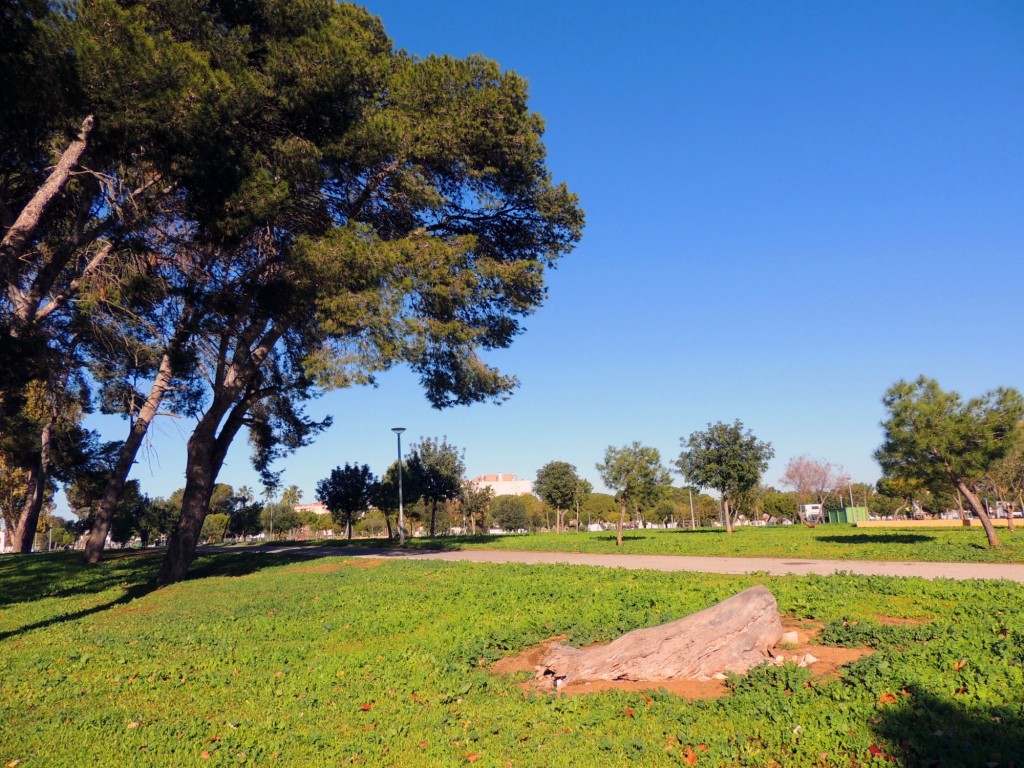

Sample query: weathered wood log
[537,585,782,688]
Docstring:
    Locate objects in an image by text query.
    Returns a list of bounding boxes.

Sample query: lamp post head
[391,427,406,435]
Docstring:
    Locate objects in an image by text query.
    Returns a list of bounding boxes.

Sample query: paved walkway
[254,545,1024,582]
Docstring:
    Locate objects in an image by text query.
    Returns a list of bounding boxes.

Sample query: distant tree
[581,492,619,526]
[779,456,851,514]
[534,461,580,533]
[983,422,1024,531]
[459,482,494,534]
[260,502,300,540]
[281,485,304,508]
[491,495,529,532]
[227,500,263,540]
[761,489,796,522]
[676,421,774,534]
[407,438,465,537]
[875,377,1024,548]
[199,514,230,544]
[316,464,377,540]
[596,442,672,547]
[573,477,593,530]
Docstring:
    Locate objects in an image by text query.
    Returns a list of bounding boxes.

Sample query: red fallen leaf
[877,691,897,706]
[684,745,698,766]
[359,703,372,711]
[418,742,427,749]
[208,736,222,743]
[954,686,967,696]
[953,658,967,671]
[200,751,211,759]
[624,707,634,718]
[698,744,708,752]
[644,696,653,707]
[464,754,481,763]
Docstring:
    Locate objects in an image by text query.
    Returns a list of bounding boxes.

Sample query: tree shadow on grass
[871,689,1024,768]
[816,534,934,545]
[0,550,163,609]
[0,549,339,642]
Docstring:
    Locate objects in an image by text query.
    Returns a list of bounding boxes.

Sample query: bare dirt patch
[490,616,872,700]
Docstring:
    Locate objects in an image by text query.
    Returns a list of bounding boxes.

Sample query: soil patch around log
[490,616,871,700]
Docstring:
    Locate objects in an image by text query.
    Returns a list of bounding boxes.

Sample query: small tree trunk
[11,420,52,554]
[384,511,393,539]
[956,480,1000,548]
[430,499,437,537]
[723,496,734,534]
[616,500,626,547]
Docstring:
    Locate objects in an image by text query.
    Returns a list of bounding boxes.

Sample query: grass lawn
[281,524,1024,564]
[2,550,1023,766]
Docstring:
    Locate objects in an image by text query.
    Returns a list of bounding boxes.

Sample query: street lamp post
[391,427,406,544]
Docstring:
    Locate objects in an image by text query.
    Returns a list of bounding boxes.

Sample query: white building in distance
[469,473,534,497]
[295,501,331,516]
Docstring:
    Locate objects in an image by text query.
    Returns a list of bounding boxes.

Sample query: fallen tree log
[537,585,782,688]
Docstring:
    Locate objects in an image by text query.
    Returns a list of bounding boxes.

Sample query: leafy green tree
[199,514,229,544]
[984,422,1024,530]
[369,461,422,540]
[407,438,466,537]
[534,461,580,533]
[459,483,494,535]
[676,421,774,534]
[761,489,796,522]
[260,502,300,540]
[581,492,619,527]
[316,464,377,540]
[596,442,671,546]
[875,376,1024,548]
[149,12,581,583]
[491,495,529,532]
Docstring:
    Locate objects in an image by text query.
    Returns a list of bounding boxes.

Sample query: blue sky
[84,0,1024,505]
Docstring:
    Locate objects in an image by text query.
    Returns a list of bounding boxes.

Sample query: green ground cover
[289,525,1024,564]
[2,551,1022,767]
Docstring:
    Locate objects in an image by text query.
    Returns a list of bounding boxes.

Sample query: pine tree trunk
[616,500,626,547]
[157,425,219,586]
[957,480,1000,548]
[84,345,180,563]
[11,421,52,553]
[0,116,94,273]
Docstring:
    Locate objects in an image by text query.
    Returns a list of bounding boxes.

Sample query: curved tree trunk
[0,116,94,275]
[537,585,782,688]
[84,343,181,563]
[156,391,251,586]
[957,480,999,548]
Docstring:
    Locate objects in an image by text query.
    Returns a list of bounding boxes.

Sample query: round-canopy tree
[676,421,774,534]
[534,461,580,533]
[317,463,377,540]
[596,442,671,547]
